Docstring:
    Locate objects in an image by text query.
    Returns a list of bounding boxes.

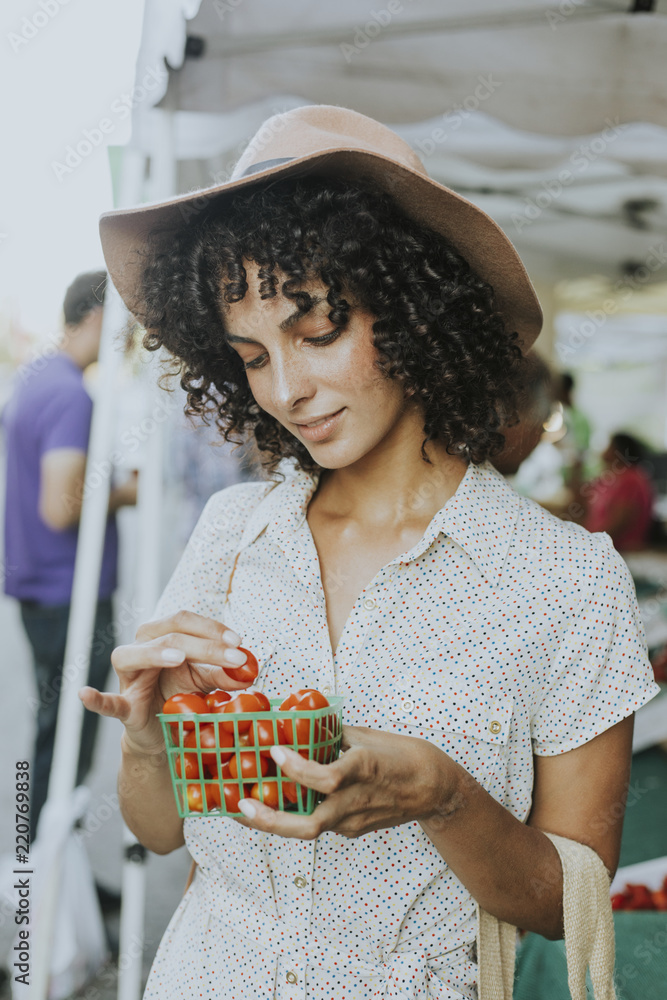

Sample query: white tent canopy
[126,0,667,287]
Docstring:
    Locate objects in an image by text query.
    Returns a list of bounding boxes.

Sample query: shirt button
[489,720,502,735]
[362,597,377,611]
[321,685,332,696]
[286,971,298,984]
[293,875,308,888]
[401,700,414,713]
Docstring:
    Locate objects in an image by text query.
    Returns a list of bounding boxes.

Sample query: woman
[83,106,658,998]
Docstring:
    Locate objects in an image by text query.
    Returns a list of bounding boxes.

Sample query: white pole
[30,282,127,1000]
[116,368,167,1000]
[117,105,177,1000]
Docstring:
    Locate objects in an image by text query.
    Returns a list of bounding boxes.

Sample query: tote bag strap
[477,832,617,1000]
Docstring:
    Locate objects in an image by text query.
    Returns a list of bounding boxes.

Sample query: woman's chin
[303,439,371,471]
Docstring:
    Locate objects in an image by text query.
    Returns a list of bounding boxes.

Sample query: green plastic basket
[158,696,344,818]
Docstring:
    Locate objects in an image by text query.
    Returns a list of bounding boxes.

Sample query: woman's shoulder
[508,484,630,597]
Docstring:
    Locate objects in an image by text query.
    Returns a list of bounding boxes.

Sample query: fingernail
[238,799,256,819]
[161,648,185,664]
[222,629,242,646]
[223,648,247,666]
[270,745,286,766]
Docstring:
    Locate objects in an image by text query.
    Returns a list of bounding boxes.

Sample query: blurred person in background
[170,412,254,549]
[556,371,591,491]
[1,270,138,842]
[492,351,556,478]
[582,431,655,552]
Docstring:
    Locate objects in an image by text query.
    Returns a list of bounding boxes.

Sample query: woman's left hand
[236,725,462,838]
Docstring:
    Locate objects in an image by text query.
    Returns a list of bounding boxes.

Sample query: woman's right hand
[78,610,253,755]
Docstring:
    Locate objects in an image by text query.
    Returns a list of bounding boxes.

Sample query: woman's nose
[270,353,315,412]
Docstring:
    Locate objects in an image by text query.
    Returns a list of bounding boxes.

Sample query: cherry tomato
[184,724,234,764]
[223,647,259,685]
[314,726,335,763]
[229,751,270,780]
[205,689,231,711]
[250,781,280,809]
[281,780,306,808]
[280,689,329,746]
[246,690,271,711]
[175,752,202,780]
[652,889,667,911]
[625,884,655,910]
[294,689,330,711]
[222,780,244,813]
[611,893,628,911]
[163,692,208,734]
[282,715,320,748]
[248,718,286,756]
[221,692,270,734]
[186,782,221,812]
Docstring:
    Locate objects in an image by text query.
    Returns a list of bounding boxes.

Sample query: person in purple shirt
[2,271,137,840]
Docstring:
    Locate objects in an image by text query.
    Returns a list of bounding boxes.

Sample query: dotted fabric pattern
[143,461,659,1000]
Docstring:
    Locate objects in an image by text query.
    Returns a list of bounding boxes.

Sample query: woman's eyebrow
[224,295,325,345]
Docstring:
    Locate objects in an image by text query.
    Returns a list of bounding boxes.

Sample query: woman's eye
[242,355,268,371]
[305,327,342,346]
[242,328,342,371]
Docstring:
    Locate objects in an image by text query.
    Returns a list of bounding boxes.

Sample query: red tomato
[205,689,231,711]
[652,889,667,911]
[184,724,234,764]
[625,884,655,910]
[221,692,270,733]
[163,692,208,733]
[314,726,335,763]
[248,718,286,756]
[175,752,201,780]
[250,781,280,809]
[282,715,320,748]
[611,893,628,911]
[280,689,329,746]
[294,689,330,711]
[247,690,271,711]
[281,780,306,808]
[222,780,244,813]
[186,782,220,812]
[229,751,270,781]
[223,647,259,684]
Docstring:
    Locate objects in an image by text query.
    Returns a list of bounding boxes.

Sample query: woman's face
[221,262,415,470]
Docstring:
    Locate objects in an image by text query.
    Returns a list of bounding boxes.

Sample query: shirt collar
[237,460,520,586]
[427,461,521,585]
[237,464,320,551]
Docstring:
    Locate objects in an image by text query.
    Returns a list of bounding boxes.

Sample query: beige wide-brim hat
[99,104,542,348]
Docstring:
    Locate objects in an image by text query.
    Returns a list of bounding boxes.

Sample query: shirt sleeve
[151,481,274,622]
[531,531,660,755]
[40,384,93,455]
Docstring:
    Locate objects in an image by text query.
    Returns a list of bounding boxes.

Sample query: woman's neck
[313,438,469,534]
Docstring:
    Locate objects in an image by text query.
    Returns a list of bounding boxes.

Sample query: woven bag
[478,831,617,1000]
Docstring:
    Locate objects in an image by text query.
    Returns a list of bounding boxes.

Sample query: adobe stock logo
[8,0,73,54]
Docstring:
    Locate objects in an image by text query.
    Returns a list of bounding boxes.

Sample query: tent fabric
[127,0,667,284]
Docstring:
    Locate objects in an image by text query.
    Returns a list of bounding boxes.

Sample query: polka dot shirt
[143,461,658,999]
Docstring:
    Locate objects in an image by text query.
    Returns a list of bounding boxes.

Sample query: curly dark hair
[135,173,523,477]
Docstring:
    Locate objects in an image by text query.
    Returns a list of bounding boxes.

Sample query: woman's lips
[294,408,345,442]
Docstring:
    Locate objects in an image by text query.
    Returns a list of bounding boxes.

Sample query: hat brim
[99,147,542,348]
